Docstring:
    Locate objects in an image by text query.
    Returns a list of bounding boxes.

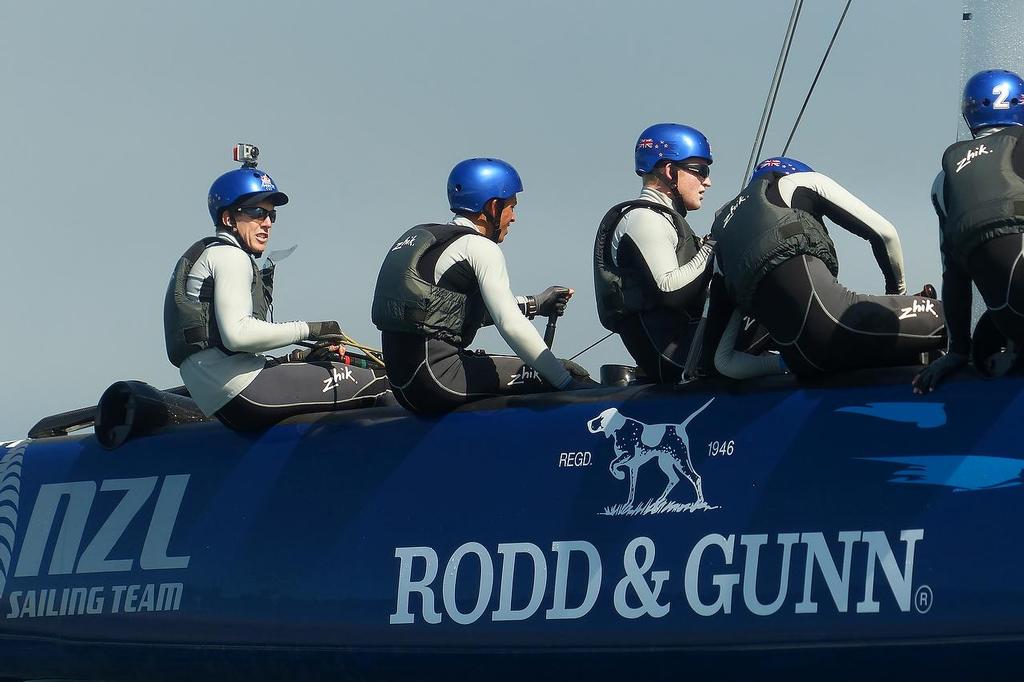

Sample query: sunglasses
[236,206,277,223]
[676,163,711,180]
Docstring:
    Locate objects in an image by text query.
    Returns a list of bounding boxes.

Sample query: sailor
[704,157,945,379]
[372,157,594,413]
[164,146,393,431]
[915,69,1024,393]
[593,123,715,383]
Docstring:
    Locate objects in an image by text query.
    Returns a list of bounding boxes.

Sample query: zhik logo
[322,366,356,392]
[898,298,939,321]
[391,235,418,251]
[954,143,991,173]
[720,194,747,228]
[507,366,541,386]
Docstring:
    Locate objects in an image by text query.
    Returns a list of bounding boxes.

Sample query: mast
[958,4,1024,325]
[958,4,1024,142]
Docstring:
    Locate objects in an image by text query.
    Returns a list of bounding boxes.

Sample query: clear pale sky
[0,1,965,438]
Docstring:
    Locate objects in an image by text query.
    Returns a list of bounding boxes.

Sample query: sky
[0,0,968,438]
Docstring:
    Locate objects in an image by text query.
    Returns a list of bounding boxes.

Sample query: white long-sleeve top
[433,217,571,388]
[179,231,309,415]
[611,187,714,305]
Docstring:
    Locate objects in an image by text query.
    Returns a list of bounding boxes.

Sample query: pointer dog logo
[587,399,715,516]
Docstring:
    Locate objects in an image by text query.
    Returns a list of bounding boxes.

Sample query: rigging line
[568,332,614,361]
[743,0,804,187]
[754,1,804,172]
[781,0,853,156]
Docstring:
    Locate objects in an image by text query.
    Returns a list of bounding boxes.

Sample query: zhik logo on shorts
[898,298,939,321]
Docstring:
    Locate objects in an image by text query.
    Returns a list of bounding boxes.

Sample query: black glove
[530,286,572,318]
[912,352,967,394]
[307,320,342,340]
[564,377,601,391]
[560,358,592,379]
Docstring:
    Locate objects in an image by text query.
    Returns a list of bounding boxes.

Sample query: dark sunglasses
[236,206,277,223]
[676,163,711,180]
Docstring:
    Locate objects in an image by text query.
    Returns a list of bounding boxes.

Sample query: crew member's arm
[931,171,972,355]
[464,238,572,388]
[913,173,969,394]
[209,246,309,353]
[705,271,785,380]
[780,172,907,295]
[480,296,531,327]
[619,211,715,306]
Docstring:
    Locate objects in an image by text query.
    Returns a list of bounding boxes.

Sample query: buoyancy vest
[593,200,700,331]
[711,177,838,311]
[371,223,488,347]
[163,237,273,367]
[941,127,1024,268]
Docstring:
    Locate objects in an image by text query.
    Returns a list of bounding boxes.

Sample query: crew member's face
[224,200,276,256]
[670,157,712,211]
[491,195,517,243]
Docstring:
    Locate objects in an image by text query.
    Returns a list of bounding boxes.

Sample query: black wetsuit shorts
[751,255,946,376]
[968,233,1024,342]
[616,310,700,384]
[215,358,394,431]
[382,332,557,414]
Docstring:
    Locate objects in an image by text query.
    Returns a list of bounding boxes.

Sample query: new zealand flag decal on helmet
[637,138,655,150]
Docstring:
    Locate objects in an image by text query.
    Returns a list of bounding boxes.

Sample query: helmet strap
[484,199,504,243]
[659,163,686,211]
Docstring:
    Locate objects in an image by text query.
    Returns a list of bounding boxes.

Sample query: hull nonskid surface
[0,368,1022,680]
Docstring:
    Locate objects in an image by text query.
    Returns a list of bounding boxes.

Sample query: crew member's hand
[307,320,342,340]
[564,376,601,391]
[912,352,967,394]
[561,358,592,379]
[292,343,347,362]
[310,343,347,362]
[531,286,574,318]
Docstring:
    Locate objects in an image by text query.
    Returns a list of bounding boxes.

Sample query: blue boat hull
[1,369,1022,679]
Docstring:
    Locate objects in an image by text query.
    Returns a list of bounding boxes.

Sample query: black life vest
[371,224,488,347]
[940,127,1024,269]
[593,200,700,331]
[163,237,273,367]
[710,177,838,311]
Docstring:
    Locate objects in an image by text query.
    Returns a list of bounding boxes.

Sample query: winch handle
[544,315,558,349]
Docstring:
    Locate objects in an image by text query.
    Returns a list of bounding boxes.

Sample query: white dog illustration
[587,398,714,508]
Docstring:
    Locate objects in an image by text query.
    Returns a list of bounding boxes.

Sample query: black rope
[782,0,853,156]
[568,332,614,362]
[753,0,803,169]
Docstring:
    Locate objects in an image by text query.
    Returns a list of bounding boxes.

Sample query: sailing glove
[530,286,573,318]
[912,352,967,394]
[565,377,601,390]
[307,320,342,340]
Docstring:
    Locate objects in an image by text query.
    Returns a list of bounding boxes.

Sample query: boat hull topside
[1,368,1022,680]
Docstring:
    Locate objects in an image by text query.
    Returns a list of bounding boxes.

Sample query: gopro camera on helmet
[232,143,260,168]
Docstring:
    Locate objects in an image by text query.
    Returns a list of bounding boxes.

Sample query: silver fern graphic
[0,441,26,600]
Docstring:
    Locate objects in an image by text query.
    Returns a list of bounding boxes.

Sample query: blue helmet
[208,167,289,225]
[962,69,1024,132]
[750,156,813,183]
[447,158,523,213]
[634,123,712,176]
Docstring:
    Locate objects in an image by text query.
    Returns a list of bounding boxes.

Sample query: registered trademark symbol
[914,585,933,614]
